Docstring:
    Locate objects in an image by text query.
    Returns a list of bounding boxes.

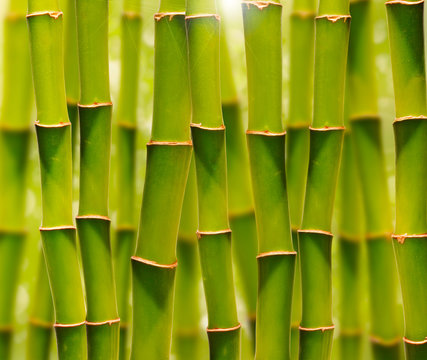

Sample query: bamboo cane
[173,160,202,360]
[27,0,87,358]
[348,0,402,358]
[186,0,241,358]
[298,0,350,356]
[287,0,316,356]
[130,0,192,358]
[0,1,33,357]
[220,10,258,342]
[242,2,296,359]
[115,0,142,358]
[386,0,427,358]
[74,0,119,357]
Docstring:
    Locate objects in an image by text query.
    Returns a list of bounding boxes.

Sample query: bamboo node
[300,325,335,332]
[78,102,113,108]
[391,233,427,244]
[404,336,427,345]
[26,11,63,19]
[86,318,120,326]
[54,321,86,328]
[190,123,225,131]
[117,121,137,129]
[35,121,71,128]
[349,114,380,122]
[147,140,193,146]
[0,324,13,332]
[5,12,26,21]
[257,250,297,259]
[291,10,316,18]
[298,229,333,236]
[154,12,185,21]
[393,115,427,123]
[185,14,221,21]
[29,318,54,329]
[385,0,424,5]
[241,1,283,9]
[246,129,286,136]
[206,323,241,332]
[340,328,364,336]
[76,215,111,221]
[370,334,402,345]
[309,126,345,131]
[196,229,232,239]
[123,11,142,19]
[316,15,351,22]
[120,322,129,329]
[131,255,178,269]
[39,225,76,231]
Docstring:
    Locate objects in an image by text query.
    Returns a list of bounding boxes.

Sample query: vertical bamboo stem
[0,1,33,357]
[298,0,350,356]
[242,1,295,359]
[220,9,258,342]
[287,0,316,356]
[386,0,427,358]
[186,0,241,357]
[130,0,192,358]
[349,0,402,358]
[27,0,87,358]
[115,0,142,358]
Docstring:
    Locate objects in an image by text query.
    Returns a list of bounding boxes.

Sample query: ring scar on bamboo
[391,233,427,244]
[131,255,178,269]
[86,318,120,326]
[385,0,424,5]
[403,336,427,345]
[39,225,76,231]
[393,115,427,123]
[190,123,225,131]
[298,229,333,236]
[315,15,351,22]
[26,11,63,19]
[299,325,335,332]
[246,129,286,136]
[147,140,192,146]
[54,321,86,328]
[35,121,71,128]
[206,323,241,332]
[196,229,232,239]
[154,12,185,21]
[241,1,283,9]
[257,251,297,259]
[185,14,221,20]
[77,102,113,108]
[309,126,346,131]
[370,334,401,345]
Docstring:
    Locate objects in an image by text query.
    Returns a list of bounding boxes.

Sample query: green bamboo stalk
[298,0,350,356]
[348,0,402,358]
[0,1,33,357]
[220,11,258,342]
[242,2,295,359]
[75,0,120,357]
[130,1,192,358]
[27,0,87,358]
[115,0,142,358]
[27,254,54,360]
[287,0,316,356]
[173,160,202,360]
[186,0,240,358]
[386,0,427,358]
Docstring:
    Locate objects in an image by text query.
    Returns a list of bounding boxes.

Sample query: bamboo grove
[0,0,425,358]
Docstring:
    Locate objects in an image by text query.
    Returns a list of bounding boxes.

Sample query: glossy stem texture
[298,0,350,357]
[287,0,316,356]
[186,0,240,358]
[0,0,33,357]
[131,0,192,358]
[27,0,87,358]
[115,0,142,358]
[242,1,296,359]
[173,160,202,360]
[75,0,119,358]
[349,0,402,358]
[220,9,257,343]
[386,0,427,358]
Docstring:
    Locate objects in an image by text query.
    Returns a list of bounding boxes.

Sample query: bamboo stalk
[298,0,350,356]
[173,160,202,360]
[74,0,119,357]
[349,0,402,358]
[242,1,295,359]
[287,0,316,356]
[0,1,33,357]
[386,0,427,358]
[27,0,87,358]
[186,0,241,357]
[115,0,142,358]
[130,0,192,358]
[220,10,258,342]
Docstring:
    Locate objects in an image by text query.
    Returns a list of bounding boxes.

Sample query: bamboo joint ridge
[26,11,63,19]
[185,14,220,21]
[246,129,286,136]
[385,0,424,5]
[299,325,335,332]
[154,12,185,21]
[196,229,232,239]
[241,1,283,9]
[391,233,427,244]
[131,255,178,269]
[206,323,241,332]
[257,250,297,259]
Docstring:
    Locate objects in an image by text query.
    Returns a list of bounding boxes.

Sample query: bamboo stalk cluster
[0,0,425,358]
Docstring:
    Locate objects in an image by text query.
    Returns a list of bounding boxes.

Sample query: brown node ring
[29,318,53,329]
[298,229,333,237]
[404,337,427,345]
[78,102,113,108]
[206,323,241,332]
[315,15,351,23]
[117,121,137,129]
[123,11,142,19]
[393,115,427,123]
[309,126,345,131]
[246,129,286,136]
[299,325,335,332]
[290,10,316,18]
[241,1,283,10]
[391,233,427,244]
[370,334,402,346]
[257,250,297,259]
[131,255,178,269]
[349,114,380,122]
[365,231,392,240]
[54,320,86,328]
[0,324,13,332]
[190,123,225,131]
[196,229,232,239]
[35,121,71,128]
[154,12,185,21]
[39,225,76,231]
[185,14,221,21]
[385,0,424,5]
[76,215,111,222]
[86,318,120,326]
[26,11,63,19]
[147,140,193,146]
